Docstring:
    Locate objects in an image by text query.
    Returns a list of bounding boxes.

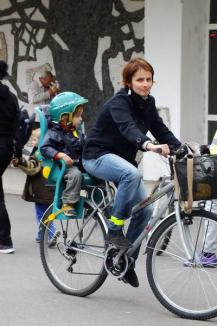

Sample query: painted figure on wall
[0,0,144,130]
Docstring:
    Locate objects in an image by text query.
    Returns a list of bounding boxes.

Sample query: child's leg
[35,202,50,241]
[62,166,82,205]
[35,202,49,224]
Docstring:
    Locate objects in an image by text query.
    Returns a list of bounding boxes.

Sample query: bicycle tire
[146,209,217,320]
[40,199,108,296]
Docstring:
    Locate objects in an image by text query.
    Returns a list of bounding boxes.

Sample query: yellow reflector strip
[109,216,124,226]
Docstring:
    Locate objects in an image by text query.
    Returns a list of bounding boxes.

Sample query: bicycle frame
[123,181,175,258]
[70,175,200,266]
[39,144,217,319]
[67,179,175,260]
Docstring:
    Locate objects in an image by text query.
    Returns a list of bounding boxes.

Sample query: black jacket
[0,82,19,142]
[40,122,85,166]
[83,88,181,165]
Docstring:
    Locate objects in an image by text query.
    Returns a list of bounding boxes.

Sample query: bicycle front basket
[174,155,217,201]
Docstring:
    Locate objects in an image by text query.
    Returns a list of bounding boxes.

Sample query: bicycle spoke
[40,200,107,296]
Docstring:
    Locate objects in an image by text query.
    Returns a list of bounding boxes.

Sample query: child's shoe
[63,204,77,217]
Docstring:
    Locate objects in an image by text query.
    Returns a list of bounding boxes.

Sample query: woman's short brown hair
[122,57,154,87]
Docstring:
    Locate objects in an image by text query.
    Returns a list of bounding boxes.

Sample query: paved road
[0,194,214,326]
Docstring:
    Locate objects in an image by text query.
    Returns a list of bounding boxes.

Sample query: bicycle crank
[104,245,128,278]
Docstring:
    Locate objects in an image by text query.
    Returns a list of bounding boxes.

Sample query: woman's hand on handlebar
[146,142,170,158]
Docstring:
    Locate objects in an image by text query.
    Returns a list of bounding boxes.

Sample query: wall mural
[0,0,144,130]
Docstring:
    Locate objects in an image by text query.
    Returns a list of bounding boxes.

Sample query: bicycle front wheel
[40,199,107,296]
[146,209,217,320]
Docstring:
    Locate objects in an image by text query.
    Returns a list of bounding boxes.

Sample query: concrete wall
[143,0,183,180]
[143,0,209,180]
[180,0,209,144]
[0,0,145,131]
[2,0,210,189]
[0,0,145,194]
[144,0,182,138]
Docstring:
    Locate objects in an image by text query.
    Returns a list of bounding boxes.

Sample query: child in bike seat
[40,91,88,217]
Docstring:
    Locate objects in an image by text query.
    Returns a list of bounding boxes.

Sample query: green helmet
[48,91,88,123]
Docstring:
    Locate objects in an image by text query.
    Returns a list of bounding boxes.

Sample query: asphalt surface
[0,194,215,326]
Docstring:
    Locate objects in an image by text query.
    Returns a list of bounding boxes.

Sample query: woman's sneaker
[200,252,217,267]
[123,269,139,287]
[0,244,15,254]
[105,230,132,249]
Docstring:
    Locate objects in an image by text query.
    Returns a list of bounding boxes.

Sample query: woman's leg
[83,154,152,234]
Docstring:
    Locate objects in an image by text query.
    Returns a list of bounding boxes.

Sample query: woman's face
[129,68,153,97]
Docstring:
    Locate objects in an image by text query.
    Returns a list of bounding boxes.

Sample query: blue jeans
[82,154,153,262]
[35,203,55,240]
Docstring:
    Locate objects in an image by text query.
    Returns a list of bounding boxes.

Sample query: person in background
[200,133,217,266]
[21,69,59,238]
[28,70,59,127]
[0,60,20,254]
[12,129,57,245]
[82,57,181,287]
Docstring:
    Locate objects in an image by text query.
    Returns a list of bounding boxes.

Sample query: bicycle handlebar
[169,144,189,158]
[155,148,162,154]
[153,142,189,158]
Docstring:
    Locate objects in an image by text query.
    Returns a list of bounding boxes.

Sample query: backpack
[13,107,35,157]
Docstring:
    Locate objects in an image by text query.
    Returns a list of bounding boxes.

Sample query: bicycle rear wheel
[40,199,107,296]
[146,209,217,320]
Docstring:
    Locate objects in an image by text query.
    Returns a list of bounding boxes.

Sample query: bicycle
[36,107,217,320]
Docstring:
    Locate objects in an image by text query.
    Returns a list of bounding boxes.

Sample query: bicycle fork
[174,201,200,262]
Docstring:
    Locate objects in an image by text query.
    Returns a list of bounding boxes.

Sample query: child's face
[31,128,40,147]
[72,106,83,129]
[60,106,84,129]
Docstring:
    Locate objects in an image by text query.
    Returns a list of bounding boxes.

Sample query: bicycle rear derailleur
[104,245,129,278]
[57,242,77,273]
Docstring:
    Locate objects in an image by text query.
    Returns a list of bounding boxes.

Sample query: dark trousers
[0,142,13,246]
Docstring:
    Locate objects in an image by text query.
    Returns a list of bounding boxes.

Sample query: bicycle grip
[156,148,162,154]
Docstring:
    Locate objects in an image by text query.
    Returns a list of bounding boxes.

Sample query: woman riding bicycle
[82,57,181,287]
